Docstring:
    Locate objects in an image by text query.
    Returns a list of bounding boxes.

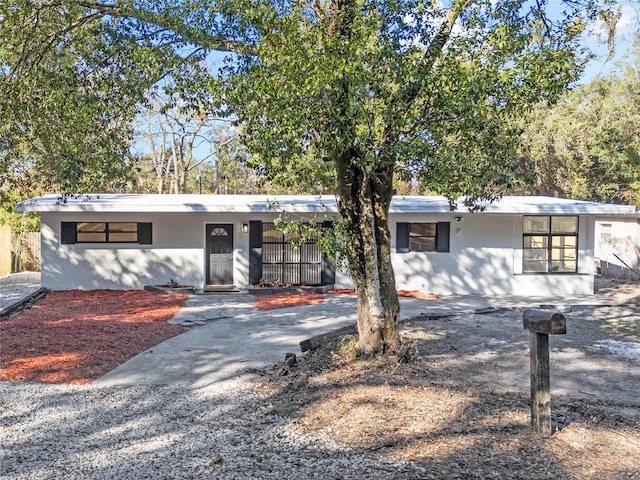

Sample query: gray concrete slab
[96,294,361,386]
[94,287,638,387]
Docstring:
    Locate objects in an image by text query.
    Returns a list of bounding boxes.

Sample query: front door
[206,224,234,285]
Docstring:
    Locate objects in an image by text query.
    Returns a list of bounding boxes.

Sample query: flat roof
[15,194,637,216]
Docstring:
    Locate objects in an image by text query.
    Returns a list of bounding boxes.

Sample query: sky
[579,1,639,82]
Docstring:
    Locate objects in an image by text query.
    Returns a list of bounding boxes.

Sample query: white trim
[17,194,637,216]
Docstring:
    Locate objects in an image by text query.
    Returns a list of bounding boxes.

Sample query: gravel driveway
[0,272,41,310]
[1,380,421,480]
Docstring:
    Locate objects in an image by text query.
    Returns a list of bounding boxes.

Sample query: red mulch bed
[0,290,186,385]
[255,293,325,310]
[397,290,440,299]
[328,289,440,299]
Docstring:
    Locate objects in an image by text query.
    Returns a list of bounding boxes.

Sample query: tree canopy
[0,0,620,352]
[519,51,640,207]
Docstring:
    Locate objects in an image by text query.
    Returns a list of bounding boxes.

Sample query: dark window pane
[523,249,548,261]
[523,216,578,274]
[262,244,282,262]
[261,265,280,280]
[78,222,106,233]
[551,235,576,248]
[77,223,108,242]
[551,260,576,272]
[551,216,578,234]
[262,223,282,242]
[77,232,107,242]
[408,223,437,252]
[410,223,436,237]
[523,217,550,234]
[301,244,322,262]
[284,264,300,284]
[284,244,299,262]
[524,260,548,273]
[524,236,548,249]
[110,222,137,233]
[411,237,436,252]
[109,232,138,242]
[551,247,576,260]
[261,223,323,285]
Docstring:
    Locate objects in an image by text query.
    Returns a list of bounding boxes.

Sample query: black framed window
[396,222,450,253]
[61,222,152,244]
[523,216,578,273]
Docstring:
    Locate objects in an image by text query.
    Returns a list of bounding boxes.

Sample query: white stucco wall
[595,217,640,279]
[41,210,597,295]
[40,212,254,290]
[358,213,593,296]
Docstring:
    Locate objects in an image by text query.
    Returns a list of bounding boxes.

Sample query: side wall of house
[335,213,595,295]
[595,217,640,279]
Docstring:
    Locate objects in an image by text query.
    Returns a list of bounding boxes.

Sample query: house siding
[41,211,253,290]
[40,208,598,295]
[384,213,594,295]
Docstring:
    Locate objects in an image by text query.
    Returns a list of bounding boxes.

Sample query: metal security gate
[206,224,234,285]
[261,223,322,285]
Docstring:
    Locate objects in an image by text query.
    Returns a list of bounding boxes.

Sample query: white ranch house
[17,194,637,296]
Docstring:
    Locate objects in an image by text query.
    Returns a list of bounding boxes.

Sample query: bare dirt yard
[259,281,640,480]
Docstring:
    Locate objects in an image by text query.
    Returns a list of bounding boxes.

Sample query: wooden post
[529,331,551,435]
[523,309,567,436]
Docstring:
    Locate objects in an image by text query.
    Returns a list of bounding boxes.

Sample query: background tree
[518,51,640,207]
[0,0,199,193]
[1,0,618,353]
[133,89,218,194]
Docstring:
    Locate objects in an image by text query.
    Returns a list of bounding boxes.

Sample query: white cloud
[616,4,639,34]
[587,2,639,40]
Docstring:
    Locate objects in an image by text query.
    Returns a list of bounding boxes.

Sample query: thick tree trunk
[335,152,401,354]
[329,0,400,354]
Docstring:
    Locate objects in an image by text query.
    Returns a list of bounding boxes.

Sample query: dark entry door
[206,224,234,285]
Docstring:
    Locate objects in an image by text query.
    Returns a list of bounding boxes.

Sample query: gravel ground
[0,272,41,310]
[0,380,422,480]
[2,276,409,479]
[2,276,637,479]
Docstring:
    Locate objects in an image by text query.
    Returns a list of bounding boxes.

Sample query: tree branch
[76,0,256,55]
[306,0,326,23]
[404,0,476,107]
[380,0,476,151]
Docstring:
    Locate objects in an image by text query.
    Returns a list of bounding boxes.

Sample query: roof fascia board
[15,194,637,216]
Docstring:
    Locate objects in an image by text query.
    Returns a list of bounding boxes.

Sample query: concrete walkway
[2,272,635,387]
[95,286,639,387]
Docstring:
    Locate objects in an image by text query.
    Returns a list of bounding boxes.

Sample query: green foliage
[1,0,616,201]
[0,0,194,193]
[519,52,640,207]
[0,189,40,233]
[273,208,349,272]
[225,0,601,206]
[0,0,622,350]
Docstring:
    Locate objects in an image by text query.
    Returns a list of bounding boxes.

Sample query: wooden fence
[21,232,41,271]
[0,228,40,274]
[0,226,10,275]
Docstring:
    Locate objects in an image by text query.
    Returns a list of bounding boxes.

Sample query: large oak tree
[1,0,614,352]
